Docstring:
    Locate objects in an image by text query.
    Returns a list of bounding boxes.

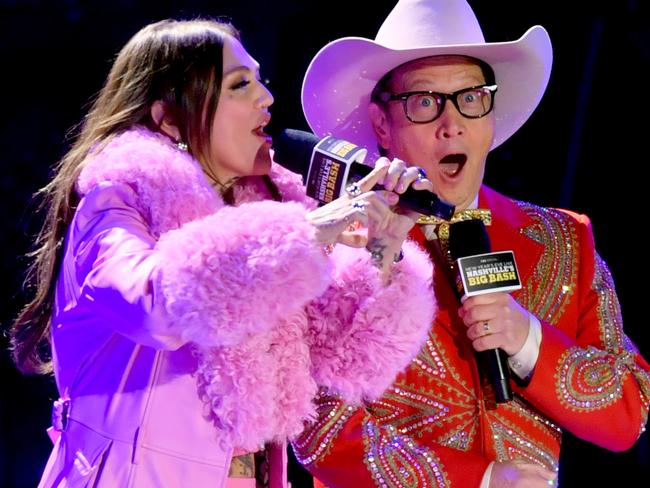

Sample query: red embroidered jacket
[293,186,650,487]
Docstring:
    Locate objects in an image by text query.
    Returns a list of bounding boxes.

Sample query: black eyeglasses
[379,84,498,123]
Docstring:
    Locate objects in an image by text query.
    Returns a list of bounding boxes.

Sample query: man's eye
[462,92,478,103]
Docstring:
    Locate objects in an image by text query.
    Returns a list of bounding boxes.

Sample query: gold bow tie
[417,208,492,226]
[418,209,492,269]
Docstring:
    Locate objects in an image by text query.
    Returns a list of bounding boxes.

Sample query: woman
[11,18,436,487]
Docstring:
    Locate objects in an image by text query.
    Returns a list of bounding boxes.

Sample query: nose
[435,101,465,139]
[256,79,274,109]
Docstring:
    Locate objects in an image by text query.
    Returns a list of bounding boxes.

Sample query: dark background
[1,1,648,486]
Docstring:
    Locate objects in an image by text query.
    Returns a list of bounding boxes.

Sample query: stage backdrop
[1,1,648,486]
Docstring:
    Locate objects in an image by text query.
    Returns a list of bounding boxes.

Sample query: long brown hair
[11,18,239,374]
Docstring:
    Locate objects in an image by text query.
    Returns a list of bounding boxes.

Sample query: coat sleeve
[305,239,436,405]
[292,393,491,487]
[513,213,650,451]
[67,182,331,350]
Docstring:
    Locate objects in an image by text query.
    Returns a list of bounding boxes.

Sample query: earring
[176,140,188,151]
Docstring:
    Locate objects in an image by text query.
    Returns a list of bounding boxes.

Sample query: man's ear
[150,100,181,142]
[368,102,390,153]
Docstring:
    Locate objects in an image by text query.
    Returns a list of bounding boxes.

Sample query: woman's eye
[231,79,251,90]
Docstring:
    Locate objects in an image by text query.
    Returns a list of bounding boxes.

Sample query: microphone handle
[348,162,454,219]
[447,219,513,404]
[477,348,513,403]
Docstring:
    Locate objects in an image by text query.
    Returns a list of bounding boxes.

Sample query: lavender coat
[38,127,435,487]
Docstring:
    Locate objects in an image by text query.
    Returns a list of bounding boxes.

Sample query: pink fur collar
[78,126,313,236]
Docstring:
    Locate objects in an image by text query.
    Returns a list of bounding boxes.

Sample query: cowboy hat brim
[302,25,552,158]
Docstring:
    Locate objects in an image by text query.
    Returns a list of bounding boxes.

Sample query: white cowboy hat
[301,0,553,157]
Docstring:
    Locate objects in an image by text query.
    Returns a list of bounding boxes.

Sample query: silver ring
[415,167,427,179]
[352,200,367,211]
[482,322,490,333]
[346,182,362,197]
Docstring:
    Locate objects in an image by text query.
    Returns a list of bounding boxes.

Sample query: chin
[437,190,469,210]
[253,145,272,175]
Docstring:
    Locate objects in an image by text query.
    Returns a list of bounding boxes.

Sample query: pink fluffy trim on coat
[155,201,331,347]
[76,126,436,450]
[195,313,317,451]
[306,239,435,404]
[77,128,219,237]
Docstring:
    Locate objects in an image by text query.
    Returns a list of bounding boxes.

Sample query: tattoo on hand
[367,238,386,266]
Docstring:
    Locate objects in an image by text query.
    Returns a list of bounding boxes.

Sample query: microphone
[271,128,455,219]
[448,219,514,404]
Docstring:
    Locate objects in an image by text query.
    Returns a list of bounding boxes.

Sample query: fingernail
[387,193,399,204]
[375,157,390,169]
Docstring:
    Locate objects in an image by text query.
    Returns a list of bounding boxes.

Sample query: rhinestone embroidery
[556,346,625,411]
[292,393,354,466]
[491,422,559,472]
[363,420,450,487]
[515,202,577,323]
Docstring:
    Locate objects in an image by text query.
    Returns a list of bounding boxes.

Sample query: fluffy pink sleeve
[305,239,435,404]
[154,200,332,347]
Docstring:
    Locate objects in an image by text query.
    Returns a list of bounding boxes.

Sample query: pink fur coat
[73,126,436,451]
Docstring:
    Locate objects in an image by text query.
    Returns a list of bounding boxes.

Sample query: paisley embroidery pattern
[362,420,450,487]
[292,393,354,466]
[556,346,636,411]
[515,202,577,322]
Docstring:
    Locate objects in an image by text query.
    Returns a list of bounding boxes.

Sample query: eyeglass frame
[378,84,498,124]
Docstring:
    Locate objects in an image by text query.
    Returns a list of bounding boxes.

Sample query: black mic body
[448,219,513,404]
[271,128,454,219]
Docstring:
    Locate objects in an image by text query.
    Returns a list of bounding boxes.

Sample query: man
[292,0,650,486]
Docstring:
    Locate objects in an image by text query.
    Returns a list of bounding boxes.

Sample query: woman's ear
[368,102,391,154]
[151,100,181,142]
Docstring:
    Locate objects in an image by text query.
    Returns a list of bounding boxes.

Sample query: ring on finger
[482,321,490,333]
[415,166,427,180]
[352,200,367,212]
[346,182,362,197]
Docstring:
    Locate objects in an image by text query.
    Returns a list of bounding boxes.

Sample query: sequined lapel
[479,186,543,291]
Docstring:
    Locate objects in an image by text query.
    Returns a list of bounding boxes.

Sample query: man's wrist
[507,314,542,380]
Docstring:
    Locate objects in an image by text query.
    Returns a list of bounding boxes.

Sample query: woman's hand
[306,157,433,274]
[305,189,390,249]
[362,158,432,272]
